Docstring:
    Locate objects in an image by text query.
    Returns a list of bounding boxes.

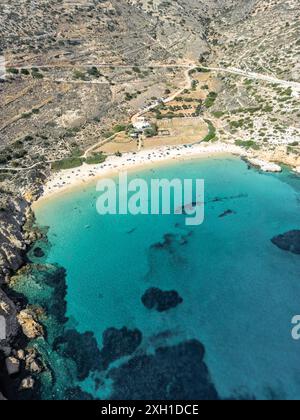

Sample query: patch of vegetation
[196,67,210,73]
[87,67,101,78]
[52,151,107,170]
[7,68,19,75]
[125,92,138,101]
[85,153,106,165]
[235,139,260,150]
[51,157,84,171]
[144,123,158,137]
[230,119,245,129]
[212,111,225,118]
[73,70,86,80]
[21,69,30,76]
[204,92,218,108]
[21,112,32,119]
[113,124,127,133]
[31,68,44,79]
[203,120,217,142]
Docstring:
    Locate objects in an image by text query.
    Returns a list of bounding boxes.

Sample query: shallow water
[28,156,300,400]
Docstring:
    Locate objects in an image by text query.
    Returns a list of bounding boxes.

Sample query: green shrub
[235,139,259,150]
[85,153,106,165]
[73,70,86,80]
[87,67,101,78]
[204,92,218,108]
[203,120,217,142]
[212,111,224,118]
[144,124,158,137]
[52,157,84,171]
[7,68,19,75]
[113,124,127,133]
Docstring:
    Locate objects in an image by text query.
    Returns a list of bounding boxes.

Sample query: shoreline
[32,142,283,208]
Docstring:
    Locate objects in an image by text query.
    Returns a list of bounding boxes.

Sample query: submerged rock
[53,329,101,381]
[108,339,219,400]
[11,263,68,324]
[142,287,183,312]
[100,327,143,370]
[219,209,236,218]
[65,386,94,401]
[33,247,45,258]
[271,230,300,255]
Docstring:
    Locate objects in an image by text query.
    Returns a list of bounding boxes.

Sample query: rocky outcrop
[17,309,44,340]
[142,287,183,312]
[0,289,19,347]
[5,356,20,376]
[271,230,300,255]
[0,195,28,284]
[20,377,35,391]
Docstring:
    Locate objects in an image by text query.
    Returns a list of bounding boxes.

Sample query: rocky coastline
[0,168,49,399]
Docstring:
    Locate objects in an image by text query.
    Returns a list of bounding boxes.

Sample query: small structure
[132,117,151,132]
[158,129,170,136]
[130,132,139,139]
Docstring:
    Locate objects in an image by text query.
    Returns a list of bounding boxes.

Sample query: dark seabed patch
[65,386,94,401]
[218,209,236,218]
[141,287,183,312]
[53,330,101,381]
[33,247,45,258]
[271,230,300,254]
[99,327,143,371]
[107,340,219,400]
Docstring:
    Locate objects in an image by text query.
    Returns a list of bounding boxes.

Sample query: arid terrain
[0,0,299,399]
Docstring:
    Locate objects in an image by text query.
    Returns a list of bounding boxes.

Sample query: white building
[133,117,151,132]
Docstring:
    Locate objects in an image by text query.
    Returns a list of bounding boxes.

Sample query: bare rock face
[0,289,19,346]
[271,230,300,255]
[0,195,28,285]
[17,309,44,339]
[20,377,35,391]
[5,356,20,376]
[0,392,7,400]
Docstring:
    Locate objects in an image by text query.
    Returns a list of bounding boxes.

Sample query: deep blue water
[21,156,300,400]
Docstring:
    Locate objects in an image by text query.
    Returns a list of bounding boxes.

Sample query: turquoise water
[31,156,300,400]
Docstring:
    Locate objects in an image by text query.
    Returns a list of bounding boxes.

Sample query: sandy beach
[33,142,285,206]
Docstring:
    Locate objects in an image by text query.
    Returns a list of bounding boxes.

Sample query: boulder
[5,356,20,375]
[17,309,44,339]
[20,377,35,391]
